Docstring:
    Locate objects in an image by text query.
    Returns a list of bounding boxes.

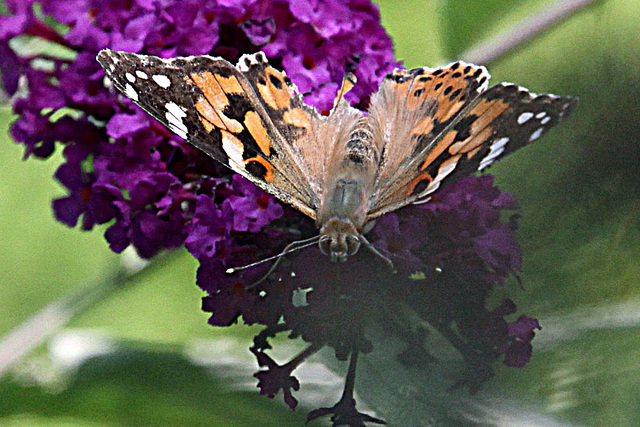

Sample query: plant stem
[460,0,602,65]
[340,350,359,402]
[0,249,176,378]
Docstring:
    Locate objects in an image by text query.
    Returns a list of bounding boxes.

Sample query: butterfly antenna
[359,235,396,273]
[243,236,321,290]
[226,234,320,278]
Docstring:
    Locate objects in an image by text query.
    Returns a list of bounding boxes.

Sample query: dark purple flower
[251,347,301,410]
[186,195,233,260]
[226,175,284,233]
[105,109,152,139]
[0,43,22,96]
[239,18,276,46]
[503,315,542,367]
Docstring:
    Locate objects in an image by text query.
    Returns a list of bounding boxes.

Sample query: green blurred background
[1,0,639,425]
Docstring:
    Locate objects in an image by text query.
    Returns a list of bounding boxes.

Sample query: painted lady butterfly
[97,50,577,263]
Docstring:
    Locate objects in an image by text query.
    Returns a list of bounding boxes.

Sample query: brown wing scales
[97,49,319,219]
[366,64,577,220]
[238,53,363,201]
[367,62,490,212]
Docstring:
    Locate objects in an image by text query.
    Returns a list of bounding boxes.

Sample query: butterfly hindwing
[366,62,490,210]
[97,49,319,219]
[366,65,578,219]
[237,53,363,201]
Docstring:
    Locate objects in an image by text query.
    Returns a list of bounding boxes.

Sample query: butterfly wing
[97,49,322,219]
[366,62,578,219]
[237,54,363,201]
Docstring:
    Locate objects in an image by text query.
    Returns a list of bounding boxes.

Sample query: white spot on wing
[221,132,245,166]
[124,83,139,101]
[424,157,459,194]
[517,112,534,124]
[535,111,547,119]
[135,70,148,79]
[541,116,551,124]
[125,72,135,83]
[479,137,509,170]
[165,102,188,139]
[492,136,509,151]
[529,127,544,142]
[237,51,269,71]
[152,74,171,88]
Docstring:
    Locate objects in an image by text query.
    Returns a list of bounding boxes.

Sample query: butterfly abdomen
[316,118,379,232]
[343,119,378,168]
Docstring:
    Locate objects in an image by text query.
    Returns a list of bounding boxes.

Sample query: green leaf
[0,345,307,426]
[440,0,533,59]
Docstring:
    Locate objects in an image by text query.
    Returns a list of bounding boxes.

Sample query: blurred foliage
[0,345,307,426]
[440,0,532,58]
[2,0,640,425]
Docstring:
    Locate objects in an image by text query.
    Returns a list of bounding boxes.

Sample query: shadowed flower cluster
[230,176,540,412]
[2,0,540,424]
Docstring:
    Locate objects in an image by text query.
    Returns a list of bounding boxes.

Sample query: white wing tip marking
[236,51,268,71]
[152,74,171,88]
[135,70,148,79]
[165,102,188,139]
[478,137,509,170]
[529,127,544,142]
[124,83,139,101]
[517,111,534,124]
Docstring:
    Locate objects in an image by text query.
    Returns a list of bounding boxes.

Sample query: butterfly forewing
[97,49,319,219]
[366,67,578,220]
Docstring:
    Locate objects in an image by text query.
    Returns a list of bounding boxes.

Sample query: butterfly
[97,49,577,264]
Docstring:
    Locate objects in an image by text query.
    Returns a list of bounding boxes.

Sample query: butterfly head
[319,218,361,262]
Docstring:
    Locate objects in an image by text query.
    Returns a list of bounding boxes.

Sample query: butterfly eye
[319,235,332,256]
[346,235,361,256]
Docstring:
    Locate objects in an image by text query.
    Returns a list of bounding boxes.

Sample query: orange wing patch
[406,171,433,196]
[448,98,509,157]
[243,156,275,182]
[244,111,271,156]
[409,154,461,196]
[255,67,293,110]
[419,130,457,170]
[191,71,244,133]
[283,107,311,128]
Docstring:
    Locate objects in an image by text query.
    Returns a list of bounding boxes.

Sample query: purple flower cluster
[2,0,541,423]
[1,0,396,258]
